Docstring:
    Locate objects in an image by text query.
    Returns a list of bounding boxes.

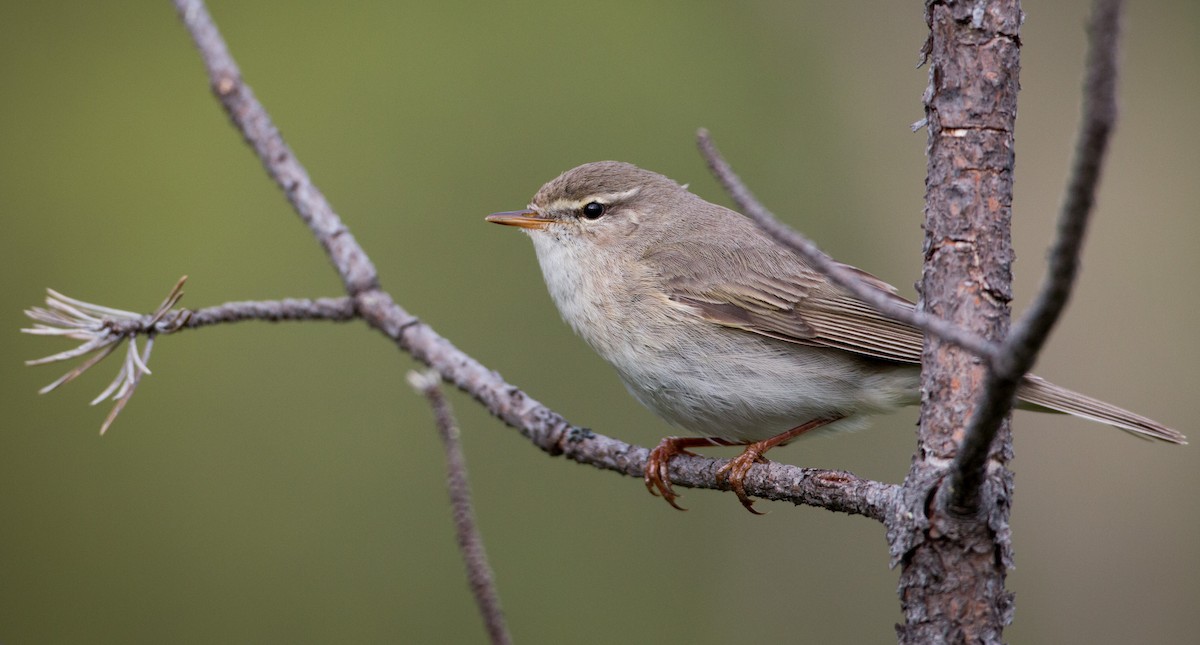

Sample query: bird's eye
[581,201,606,220]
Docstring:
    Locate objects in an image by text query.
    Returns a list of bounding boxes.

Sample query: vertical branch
[949,0,1123,509]
[893,1,1022,643]
[408,371,512,645]
[1007,0,1119,357]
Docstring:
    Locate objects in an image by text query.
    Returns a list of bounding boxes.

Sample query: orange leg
[716,416,842,514]
[645,436,742,510]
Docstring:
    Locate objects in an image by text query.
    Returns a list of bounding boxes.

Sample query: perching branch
[24,283,895,516]
[161,0,896,519]
[25,279,896,516]
[23,0,1113,528]
[25,274,899,517]
[948,0,1123,512]
[697,129,999,363]
[408,371,512,645]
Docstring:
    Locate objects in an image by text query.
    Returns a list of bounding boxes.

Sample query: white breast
[527,231,920,442]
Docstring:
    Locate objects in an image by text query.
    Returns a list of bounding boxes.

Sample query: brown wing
[646,240,925,364]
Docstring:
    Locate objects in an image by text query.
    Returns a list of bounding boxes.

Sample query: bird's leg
[645,436,743,510]
[717,416,843,514]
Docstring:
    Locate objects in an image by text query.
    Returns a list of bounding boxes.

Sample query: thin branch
[169,0,898,518]
[173,0,379,297]
[949,0,1123,511]
[180,297,357,329]
[696,129,999,363]
[24,283,892,514]
[23,278,186,434]
[24,281,357,434]
[408,371,512,645]
[28,292,355,349]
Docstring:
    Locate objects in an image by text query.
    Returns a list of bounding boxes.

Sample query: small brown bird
[487,161,1185,512]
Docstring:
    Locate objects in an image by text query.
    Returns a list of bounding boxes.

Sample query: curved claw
[716,417,841,514]
[716,449,769,515]
[642,424,840,513]
[645,438,692,511]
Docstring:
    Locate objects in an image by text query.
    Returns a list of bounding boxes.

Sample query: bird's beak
[485,209,551,230]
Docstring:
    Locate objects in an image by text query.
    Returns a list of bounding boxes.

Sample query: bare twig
[23,277,188,434]
[173,0,379,297]
[24,280,358,434]
[169,0,897,518]
[949,0,1123,510]
[180,297,357,329]
[23,284,892,514]
[696,129,999,362]
[408,371,511,645]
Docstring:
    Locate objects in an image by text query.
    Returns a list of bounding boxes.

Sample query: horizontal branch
[24,284,897,517]
[154,296,357,331]
[22,280,360,434]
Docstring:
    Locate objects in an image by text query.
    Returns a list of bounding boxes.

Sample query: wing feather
[647,239,924,364]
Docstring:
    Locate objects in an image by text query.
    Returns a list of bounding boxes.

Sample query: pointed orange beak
[485,210,551,230]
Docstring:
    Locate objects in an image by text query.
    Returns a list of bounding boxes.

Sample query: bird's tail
[1016,374,1186,444]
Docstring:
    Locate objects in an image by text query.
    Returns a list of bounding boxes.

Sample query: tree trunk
[891,1,1022,642]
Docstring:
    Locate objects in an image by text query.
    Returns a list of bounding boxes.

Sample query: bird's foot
[645,437,699,510]
[645,436,740,510]
[716,445,771,515]
[716,416,844,514]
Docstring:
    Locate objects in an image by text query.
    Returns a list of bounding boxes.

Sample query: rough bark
[891,2,1022,642]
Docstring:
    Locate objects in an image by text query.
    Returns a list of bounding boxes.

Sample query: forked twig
[408,371,512,645]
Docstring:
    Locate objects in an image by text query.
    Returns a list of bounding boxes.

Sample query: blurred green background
[2,1,1197,643]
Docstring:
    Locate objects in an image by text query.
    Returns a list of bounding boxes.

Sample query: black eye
[582,201,606,220]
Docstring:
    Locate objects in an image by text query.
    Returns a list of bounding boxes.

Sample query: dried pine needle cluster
[22,276,190,434]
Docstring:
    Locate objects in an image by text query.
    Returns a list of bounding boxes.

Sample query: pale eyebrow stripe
[543,187,642,212]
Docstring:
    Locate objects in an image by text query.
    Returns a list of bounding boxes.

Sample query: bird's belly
[606,330,920,443]
[529,235,920,441]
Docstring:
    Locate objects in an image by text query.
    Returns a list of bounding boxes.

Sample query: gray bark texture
[890,2,1022,643]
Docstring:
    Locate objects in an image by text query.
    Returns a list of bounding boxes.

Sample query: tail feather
[1017,375,1186,444]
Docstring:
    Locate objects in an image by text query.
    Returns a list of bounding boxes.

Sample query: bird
[486,161,1185,512]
